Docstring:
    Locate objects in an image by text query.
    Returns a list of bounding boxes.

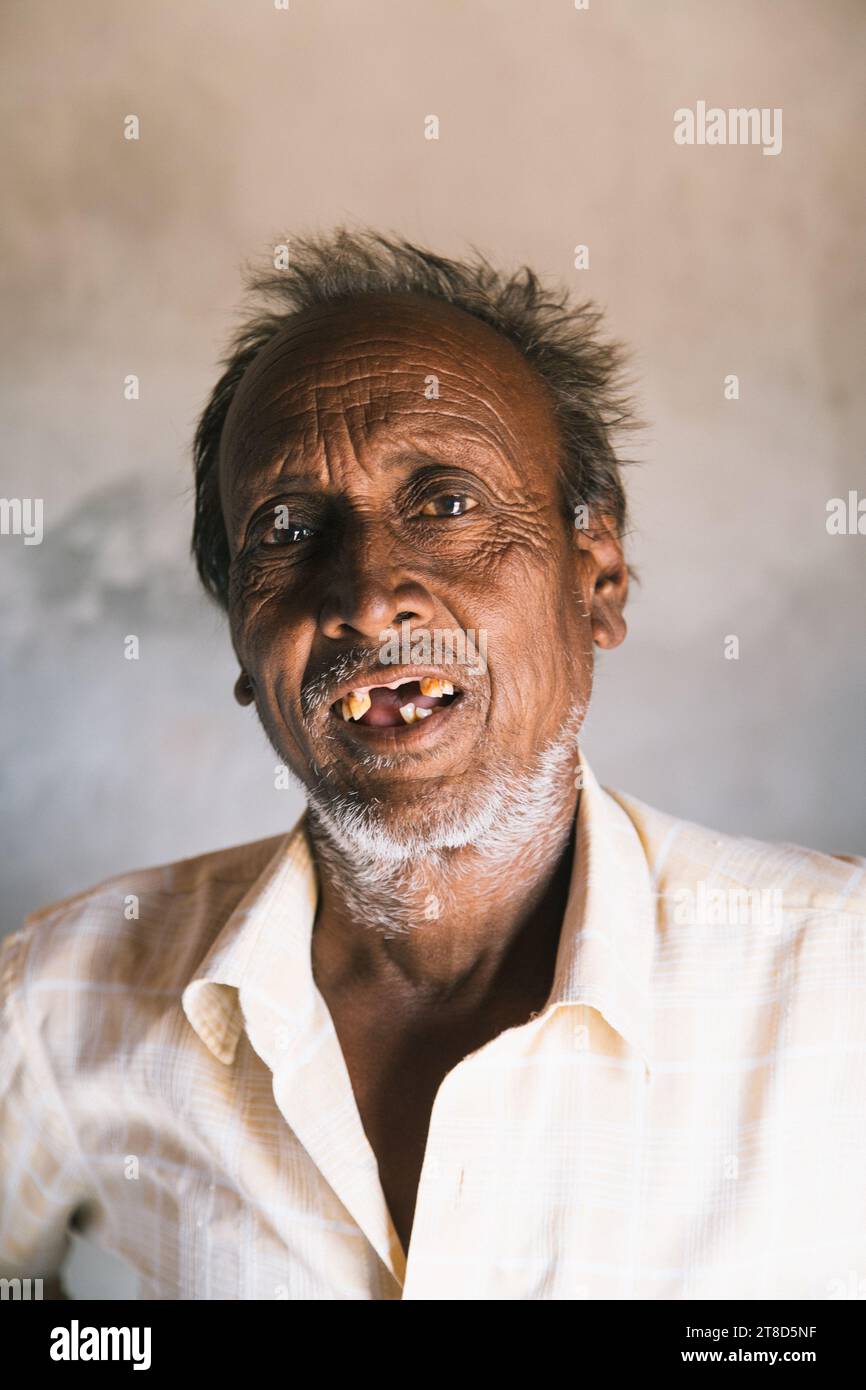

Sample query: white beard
[304,700,586,937]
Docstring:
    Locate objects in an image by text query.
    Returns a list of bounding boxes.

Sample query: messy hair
[192,227,638,609]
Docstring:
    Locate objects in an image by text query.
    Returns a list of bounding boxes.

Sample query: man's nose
[317,523,435,643]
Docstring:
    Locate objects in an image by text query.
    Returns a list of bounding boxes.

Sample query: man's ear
[234,670,255,706]
[574,515,628,651]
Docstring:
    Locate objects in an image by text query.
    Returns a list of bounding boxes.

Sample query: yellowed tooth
[414,706,432,719]
[419,677,454,698]
[343,689,369,722]
[399,702,417,724]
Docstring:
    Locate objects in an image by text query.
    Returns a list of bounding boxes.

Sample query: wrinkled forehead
[218,292,561,487]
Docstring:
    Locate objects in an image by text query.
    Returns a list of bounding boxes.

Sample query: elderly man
[1,230,864,1302]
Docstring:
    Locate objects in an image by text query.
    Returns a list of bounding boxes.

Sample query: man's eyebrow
[379,449,468,472]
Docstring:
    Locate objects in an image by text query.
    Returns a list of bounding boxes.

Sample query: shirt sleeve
[0,924,91,1296]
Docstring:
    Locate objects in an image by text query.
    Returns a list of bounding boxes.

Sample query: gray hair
[192,226,638,608]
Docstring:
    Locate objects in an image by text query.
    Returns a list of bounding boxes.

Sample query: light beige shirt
[1,754,865,1301]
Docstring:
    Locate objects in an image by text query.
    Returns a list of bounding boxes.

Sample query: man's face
[218,292,626,851]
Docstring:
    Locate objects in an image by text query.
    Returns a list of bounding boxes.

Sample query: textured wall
[2,0,864,946]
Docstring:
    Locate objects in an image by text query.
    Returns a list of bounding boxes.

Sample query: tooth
[419,678,453,698]
[345,691,372,721]
[398,702,433,724]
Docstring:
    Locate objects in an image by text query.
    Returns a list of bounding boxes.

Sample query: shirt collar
[182,824,320,1070]
[544,749,655,1071]
[182,749,656,1073]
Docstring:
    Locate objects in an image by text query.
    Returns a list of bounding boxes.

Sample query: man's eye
[419,493,479,518]
[258,521,315,547]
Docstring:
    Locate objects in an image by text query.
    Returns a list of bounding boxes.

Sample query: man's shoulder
[606,784,866,921]
[1,829,295,1010]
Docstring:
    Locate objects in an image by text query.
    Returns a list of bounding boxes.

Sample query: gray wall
[2,0,864,946]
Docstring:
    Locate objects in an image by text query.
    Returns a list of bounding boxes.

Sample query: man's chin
[305,780,500,864]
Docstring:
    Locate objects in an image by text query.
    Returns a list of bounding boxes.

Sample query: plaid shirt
[1,753,864,1300]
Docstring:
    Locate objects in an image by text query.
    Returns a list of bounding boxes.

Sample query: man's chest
[72,1013,866,1300]
[315,980,552,1257]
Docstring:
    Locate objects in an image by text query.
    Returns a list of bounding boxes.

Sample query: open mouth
[330,675,461,729]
